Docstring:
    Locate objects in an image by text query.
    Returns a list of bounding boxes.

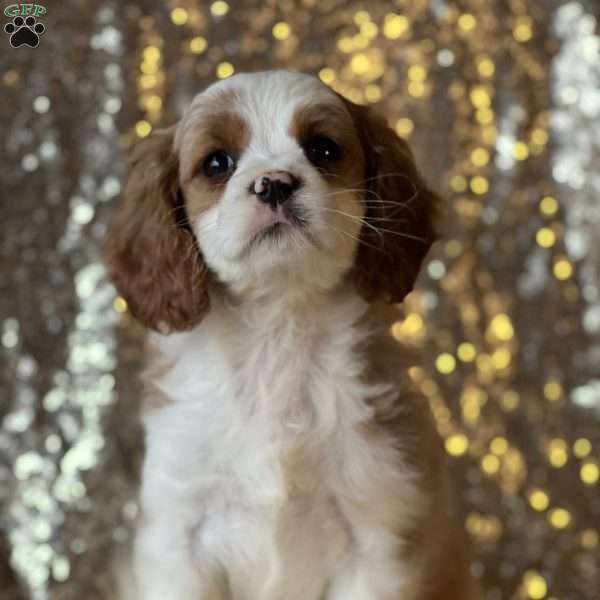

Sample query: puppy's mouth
[248,202,308,246]
[254,221,290,244]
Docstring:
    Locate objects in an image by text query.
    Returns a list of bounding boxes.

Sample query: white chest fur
[135,295,419,600]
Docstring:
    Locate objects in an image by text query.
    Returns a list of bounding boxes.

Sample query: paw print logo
[4,16,45,48]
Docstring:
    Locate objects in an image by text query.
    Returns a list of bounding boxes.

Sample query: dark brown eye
[203,150,236,178]
[304,135,342,167]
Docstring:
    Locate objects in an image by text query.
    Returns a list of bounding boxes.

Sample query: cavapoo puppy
[106,70,480,600]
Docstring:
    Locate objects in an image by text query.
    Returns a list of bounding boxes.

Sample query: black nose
[253,172,300,209]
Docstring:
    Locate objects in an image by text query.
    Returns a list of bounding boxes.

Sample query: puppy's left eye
[203,150,236,178]
[304,135,342,167]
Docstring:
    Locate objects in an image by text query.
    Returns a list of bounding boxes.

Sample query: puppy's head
[105,71,439,332]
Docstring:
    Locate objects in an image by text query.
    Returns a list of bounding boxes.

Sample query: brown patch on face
[178,89,250,220]
[104,87,253,333]
[290,100,365,190]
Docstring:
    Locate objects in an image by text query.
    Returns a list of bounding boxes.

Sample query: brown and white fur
[105,70,480,600]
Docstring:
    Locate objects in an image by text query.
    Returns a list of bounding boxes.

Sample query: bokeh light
[2,1,599,599]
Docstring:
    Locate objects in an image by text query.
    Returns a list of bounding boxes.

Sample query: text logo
[4,4,47,47]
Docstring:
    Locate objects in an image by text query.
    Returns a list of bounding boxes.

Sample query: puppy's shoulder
[359,301,423,388]
[359,302,445,480]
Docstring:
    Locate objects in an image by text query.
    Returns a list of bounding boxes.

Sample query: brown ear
[342,99,439,303]
[104,126,209,332]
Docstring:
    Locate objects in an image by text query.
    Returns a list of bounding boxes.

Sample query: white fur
[132,72,424,600]
[136,294,422,600]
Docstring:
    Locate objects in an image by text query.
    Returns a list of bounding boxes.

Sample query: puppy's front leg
[134,517,225,600]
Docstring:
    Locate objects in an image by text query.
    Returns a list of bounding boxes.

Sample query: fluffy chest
[144,303,375,499]
[188,441,352,600]
[148,297,375,452]
[141,301,380,597]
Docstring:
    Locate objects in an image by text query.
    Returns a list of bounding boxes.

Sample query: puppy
[106,70,479,600]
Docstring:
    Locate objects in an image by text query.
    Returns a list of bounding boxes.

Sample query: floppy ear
[342,99,440,303]
[104,126,210,332]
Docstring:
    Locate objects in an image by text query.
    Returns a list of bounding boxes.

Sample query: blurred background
[1,0,599,599]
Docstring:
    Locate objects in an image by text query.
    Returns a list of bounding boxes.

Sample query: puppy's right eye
[203,150,236,178]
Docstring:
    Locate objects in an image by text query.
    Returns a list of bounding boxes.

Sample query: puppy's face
[105,71,438,332]
[178,72,366,294]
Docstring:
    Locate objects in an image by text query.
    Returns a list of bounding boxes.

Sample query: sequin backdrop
[1,0,599,598]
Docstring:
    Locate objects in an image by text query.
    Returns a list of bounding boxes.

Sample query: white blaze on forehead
[185,71,342,154]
